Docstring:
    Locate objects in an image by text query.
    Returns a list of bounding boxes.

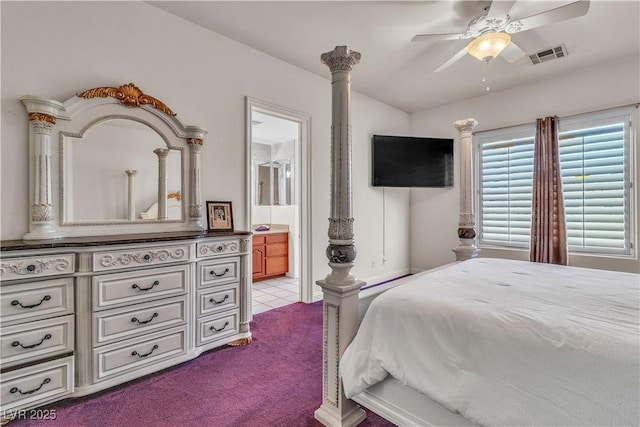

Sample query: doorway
[245,98,312,315]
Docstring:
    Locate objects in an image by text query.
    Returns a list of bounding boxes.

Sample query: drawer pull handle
[132,280,160,292]
[210,268,230,277]
[131,312,159,325]
[10,378,51,395]
[131,344,159,358]
[209,295,229,305]
[11,295,51,309]
[12,333,52,349]
[210,321,229,332]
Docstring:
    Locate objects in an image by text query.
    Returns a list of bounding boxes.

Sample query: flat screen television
[371,135,454,187]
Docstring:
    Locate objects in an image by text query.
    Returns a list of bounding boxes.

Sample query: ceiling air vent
[529,44,568,65]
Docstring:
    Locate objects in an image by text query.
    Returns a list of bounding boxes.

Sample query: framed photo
[206,201,234,231]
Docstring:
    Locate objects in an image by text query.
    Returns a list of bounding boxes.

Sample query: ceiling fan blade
[434,48,468,72]
[486,0,517,18]
[412,32,467,42]
[501,41,527,63]
[509,0,590,33]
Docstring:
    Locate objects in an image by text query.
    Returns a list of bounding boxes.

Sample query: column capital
[321,46,361,73]
[153,148,170,158]
[124,169,138,177]
[453,118,478,133]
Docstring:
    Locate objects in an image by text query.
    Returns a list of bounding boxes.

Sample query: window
[476,106,636,256]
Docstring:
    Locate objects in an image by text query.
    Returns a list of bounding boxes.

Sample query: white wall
[410,56,640,273]
[0,1,411,287]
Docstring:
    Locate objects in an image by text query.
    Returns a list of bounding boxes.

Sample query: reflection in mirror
[63,119,181,223]
[251,111,297,207]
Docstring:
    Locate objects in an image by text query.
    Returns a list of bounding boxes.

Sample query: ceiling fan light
[466,32,511,61]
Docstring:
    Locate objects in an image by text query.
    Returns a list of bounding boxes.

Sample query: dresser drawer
[93,296,187,346]
[0,278,74,325]
[0,254,74,282]
[0,356,74,412]
[1,315,74,369]
[197,239,241,258]
[198,257,240,288]
[92,244,190,272]
[266,243,288,257]
[198,285,238,317]
[92,264,189,310]
[196,310,239,347]
[265,233,288,244]
[93,327,187,382]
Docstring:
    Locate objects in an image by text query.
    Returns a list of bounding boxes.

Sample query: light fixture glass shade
[466,32,511,61]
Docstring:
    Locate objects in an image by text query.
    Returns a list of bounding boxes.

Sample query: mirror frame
[21,83,207,240]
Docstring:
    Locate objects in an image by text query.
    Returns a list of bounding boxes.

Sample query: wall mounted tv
[371,135,454,187]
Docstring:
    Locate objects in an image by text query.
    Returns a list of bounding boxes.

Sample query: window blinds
[558,113,631,254]
[476,106,634,256]
[478,127,534,247]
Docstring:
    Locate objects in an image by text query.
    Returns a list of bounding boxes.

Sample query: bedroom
[1,0,638,425]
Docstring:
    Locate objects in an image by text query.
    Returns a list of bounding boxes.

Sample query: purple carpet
[11,302,395,427]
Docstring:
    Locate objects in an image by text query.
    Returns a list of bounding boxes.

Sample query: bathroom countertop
[252,224,289,235]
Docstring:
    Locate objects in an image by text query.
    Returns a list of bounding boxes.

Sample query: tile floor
[252,276,299,314]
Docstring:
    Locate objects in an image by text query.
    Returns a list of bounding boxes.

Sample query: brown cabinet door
[265,256,288,276]
[252,247,265,278]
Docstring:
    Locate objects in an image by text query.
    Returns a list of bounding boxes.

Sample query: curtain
[530,116,568,265]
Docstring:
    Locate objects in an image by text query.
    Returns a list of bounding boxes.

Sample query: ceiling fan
[412,0,591,72]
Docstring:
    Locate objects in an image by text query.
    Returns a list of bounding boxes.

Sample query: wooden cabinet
[252,233,288,282]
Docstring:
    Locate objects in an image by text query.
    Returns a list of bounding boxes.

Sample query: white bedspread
[341,258,640,426]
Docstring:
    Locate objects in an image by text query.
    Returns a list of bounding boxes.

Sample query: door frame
[245,97,313,304]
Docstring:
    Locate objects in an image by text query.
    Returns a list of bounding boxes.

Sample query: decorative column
[153,148,169,220]
[452,118,480,261]
[187,137,203,229]
[125,170,138,221]
[20,97,65,240]
[314,46,366,427]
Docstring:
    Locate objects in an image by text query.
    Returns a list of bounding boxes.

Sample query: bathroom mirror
[21,83,207,239]
[255,160,292,206]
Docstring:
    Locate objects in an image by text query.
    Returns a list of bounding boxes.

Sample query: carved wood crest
[76,83,176,116]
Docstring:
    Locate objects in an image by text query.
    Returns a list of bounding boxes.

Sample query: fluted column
[125,170,138,221]
[452,118,480,261]
[21,96,65,240]
[154,148,169,220]
[187,138,203,229]
[314,46,366,427]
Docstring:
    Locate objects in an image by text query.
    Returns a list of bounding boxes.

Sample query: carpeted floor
[9,302,395,427]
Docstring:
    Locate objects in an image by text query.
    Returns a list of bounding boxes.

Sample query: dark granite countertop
[1,230,252,251]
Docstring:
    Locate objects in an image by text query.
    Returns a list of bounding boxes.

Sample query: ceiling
[150,1,640,114]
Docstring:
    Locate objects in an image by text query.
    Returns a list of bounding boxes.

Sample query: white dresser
[0,231,252,415]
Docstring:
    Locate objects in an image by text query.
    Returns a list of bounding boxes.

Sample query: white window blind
[477,125,535,247]
[558,107,634,254]
[475,106,635,256]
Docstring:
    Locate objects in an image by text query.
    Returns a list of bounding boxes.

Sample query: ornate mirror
[21,83,207,239]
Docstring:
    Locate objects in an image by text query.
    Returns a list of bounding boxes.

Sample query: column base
[452,244,480,261]
[314,404,366,427]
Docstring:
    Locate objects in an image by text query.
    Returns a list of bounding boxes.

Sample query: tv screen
[371,135,454,187]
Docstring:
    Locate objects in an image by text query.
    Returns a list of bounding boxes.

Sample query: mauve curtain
[530,116,568,265]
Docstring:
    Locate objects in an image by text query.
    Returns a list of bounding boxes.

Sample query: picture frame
[206,201,234,231]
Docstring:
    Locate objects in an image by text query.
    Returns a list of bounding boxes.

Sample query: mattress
[341,258,640,426]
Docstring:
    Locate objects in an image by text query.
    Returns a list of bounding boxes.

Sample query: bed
[344,258,640,426]
[314,46,640,427]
